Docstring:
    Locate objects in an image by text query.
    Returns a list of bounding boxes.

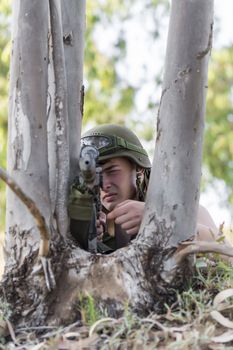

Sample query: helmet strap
[136,168,151,202]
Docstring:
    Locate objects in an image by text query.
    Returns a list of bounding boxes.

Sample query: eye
[106,168,120,175]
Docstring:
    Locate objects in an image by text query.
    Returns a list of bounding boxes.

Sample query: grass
[0,254,232,349]
[79,293,102,326]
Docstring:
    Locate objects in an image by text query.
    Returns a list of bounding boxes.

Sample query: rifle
[77,145,102,253]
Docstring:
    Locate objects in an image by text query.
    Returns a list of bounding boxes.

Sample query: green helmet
[81,124,151,169]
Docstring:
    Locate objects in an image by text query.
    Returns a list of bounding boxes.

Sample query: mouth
[103,193,117,202]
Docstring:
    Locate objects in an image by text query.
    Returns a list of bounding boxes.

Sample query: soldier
[68,124,218,253]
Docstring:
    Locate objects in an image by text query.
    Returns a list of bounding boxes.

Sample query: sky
[95,1,233,228]
[214,0,233,48]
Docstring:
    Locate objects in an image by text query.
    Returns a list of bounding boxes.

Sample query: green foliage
[195,255,233,291]
[83,0,169,126]
[204,47,233,204]
[84,1,135,125]
[78,293,100,326]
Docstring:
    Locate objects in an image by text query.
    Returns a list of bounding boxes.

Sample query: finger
[99,211,106,221]
[97,212,106,229]
[107,205,128,220]
[121,219,141,231]
[107,210,116,220]
[96,219,103,227]
[96,219,104,235]
[114,213,130,225]
[114,200,131,208]
[97,226,104,236]
[99,217,106,226]
[125,226,139,236]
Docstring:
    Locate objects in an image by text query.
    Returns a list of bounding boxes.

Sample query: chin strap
[136,168,151,202]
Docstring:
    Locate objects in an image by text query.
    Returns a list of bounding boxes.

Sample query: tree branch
[0,167,50,257]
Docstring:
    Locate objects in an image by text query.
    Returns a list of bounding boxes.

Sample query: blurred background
[0,0,232,245]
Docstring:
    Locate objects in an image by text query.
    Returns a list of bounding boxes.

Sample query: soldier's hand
[97,211,106,240]
[107,200,144,236]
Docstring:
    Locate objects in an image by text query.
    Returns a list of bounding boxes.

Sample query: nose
[102,173,111,191]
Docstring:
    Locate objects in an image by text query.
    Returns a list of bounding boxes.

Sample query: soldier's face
[100,157,137,211]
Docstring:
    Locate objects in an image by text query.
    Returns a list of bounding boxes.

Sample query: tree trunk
[1,0,214,328]
[6,0,51,261]
[61,0,86,182]
[2,0,86,326]
[139,0,214,281]
[142,0,213,245]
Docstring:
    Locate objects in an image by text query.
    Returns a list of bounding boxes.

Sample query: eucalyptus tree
[2,0,229,329]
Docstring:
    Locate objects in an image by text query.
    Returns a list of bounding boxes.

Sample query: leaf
[58,334,100,350]
[210,310,233,329]
[211,330,233,343]
[213,288,233,309]
[89,317,117,336]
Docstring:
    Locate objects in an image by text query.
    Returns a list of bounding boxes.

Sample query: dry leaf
[210,310,233,329]
[211,330,233,343]
[213,289,233,309]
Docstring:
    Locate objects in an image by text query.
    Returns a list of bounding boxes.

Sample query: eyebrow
[102,164,119,172]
